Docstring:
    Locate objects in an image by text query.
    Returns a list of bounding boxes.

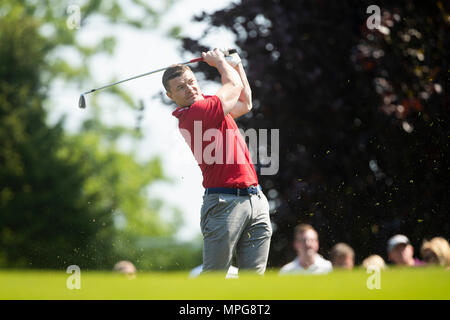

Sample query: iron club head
[78,94,86,109]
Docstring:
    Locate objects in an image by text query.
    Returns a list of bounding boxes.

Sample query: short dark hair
[330,243,355,262]
[162,64,192,92]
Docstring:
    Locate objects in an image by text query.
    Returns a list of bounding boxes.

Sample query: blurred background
[0,0,448,272]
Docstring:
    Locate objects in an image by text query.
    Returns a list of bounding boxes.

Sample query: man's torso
[172,95,258,188]
[279,254,333,275]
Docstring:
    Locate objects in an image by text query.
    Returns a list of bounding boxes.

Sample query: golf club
[78,49,237,109]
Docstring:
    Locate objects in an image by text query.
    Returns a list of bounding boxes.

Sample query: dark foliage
[181,0,449,266]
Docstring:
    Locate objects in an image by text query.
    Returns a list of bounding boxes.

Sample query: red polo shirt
[172,95,258,189]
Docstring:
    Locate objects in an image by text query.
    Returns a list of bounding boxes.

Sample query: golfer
[162,48,272,275]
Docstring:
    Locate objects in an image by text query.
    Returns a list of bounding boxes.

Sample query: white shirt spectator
[279,254,333,275]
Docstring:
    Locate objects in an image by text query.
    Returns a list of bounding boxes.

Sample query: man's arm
[202,49,243,116]
[229,63,252,119]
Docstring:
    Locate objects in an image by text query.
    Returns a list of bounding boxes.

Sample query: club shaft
[81,49,236,96]
[84,59,199,95]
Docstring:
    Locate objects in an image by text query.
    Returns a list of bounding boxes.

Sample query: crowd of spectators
[277,224,450,275]
[114,224,450,278]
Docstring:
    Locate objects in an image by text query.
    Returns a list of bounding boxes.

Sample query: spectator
[279,224,332,275]
[189,264,239,279]
[420,237,450,267]
[329,242,355,270]
[113,260,137,279]
[387,234,424,266]
[362,255,387,270]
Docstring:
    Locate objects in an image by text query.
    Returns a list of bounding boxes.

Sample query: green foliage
[59,130,172,238]
[169,25,183,39]
[182,1,449,266]
[0,0,197,271]
[112,236,202,271]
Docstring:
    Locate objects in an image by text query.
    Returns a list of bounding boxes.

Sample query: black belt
[205,184,262,196]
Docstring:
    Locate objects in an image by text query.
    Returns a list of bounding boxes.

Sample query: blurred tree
[181,0,449,266]
[0,0,198,270]
[0,10,103,268]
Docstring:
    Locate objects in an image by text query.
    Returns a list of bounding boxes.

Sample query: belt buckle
[249,185,257,195]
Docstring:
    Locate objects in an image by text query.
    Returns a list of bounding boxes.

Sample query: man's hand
[224,49,241,68]
[206,49,251,119]
[203,49,243,116]
[201,49,226,68]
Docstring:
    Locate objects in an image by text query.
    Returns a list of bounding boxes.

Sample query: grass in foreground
[1,267,449,300]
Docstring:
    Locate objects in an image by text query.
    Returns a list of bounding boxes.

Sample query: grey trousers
[200,190,272,275]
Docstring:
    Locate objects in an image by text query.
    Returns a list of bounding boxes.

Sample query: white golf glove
[223,48,241,67]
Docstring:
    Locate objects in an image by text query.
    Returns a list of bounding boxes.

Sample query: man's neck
[179,95,205,108]
[298,254,316,269]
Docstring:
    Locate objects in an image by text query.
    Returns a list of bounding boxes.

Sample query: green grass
[1,267,449,300]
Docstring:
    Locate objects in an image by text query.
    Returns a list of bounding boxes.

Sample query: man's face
[388,243,414,265]
[333,254,354,270]
[166,70,202,107]
[294,229,319,257]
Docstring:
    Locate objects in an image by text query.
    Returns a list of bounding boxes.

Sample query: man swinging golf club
[163,48,272,276]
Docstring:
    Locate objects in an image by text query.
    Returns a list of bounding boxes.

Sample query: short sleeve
[188,95,225,129]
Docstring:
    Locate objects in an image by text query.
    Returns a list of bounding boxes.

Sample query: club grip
[189,57,204,63]
[190,49,238,63]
